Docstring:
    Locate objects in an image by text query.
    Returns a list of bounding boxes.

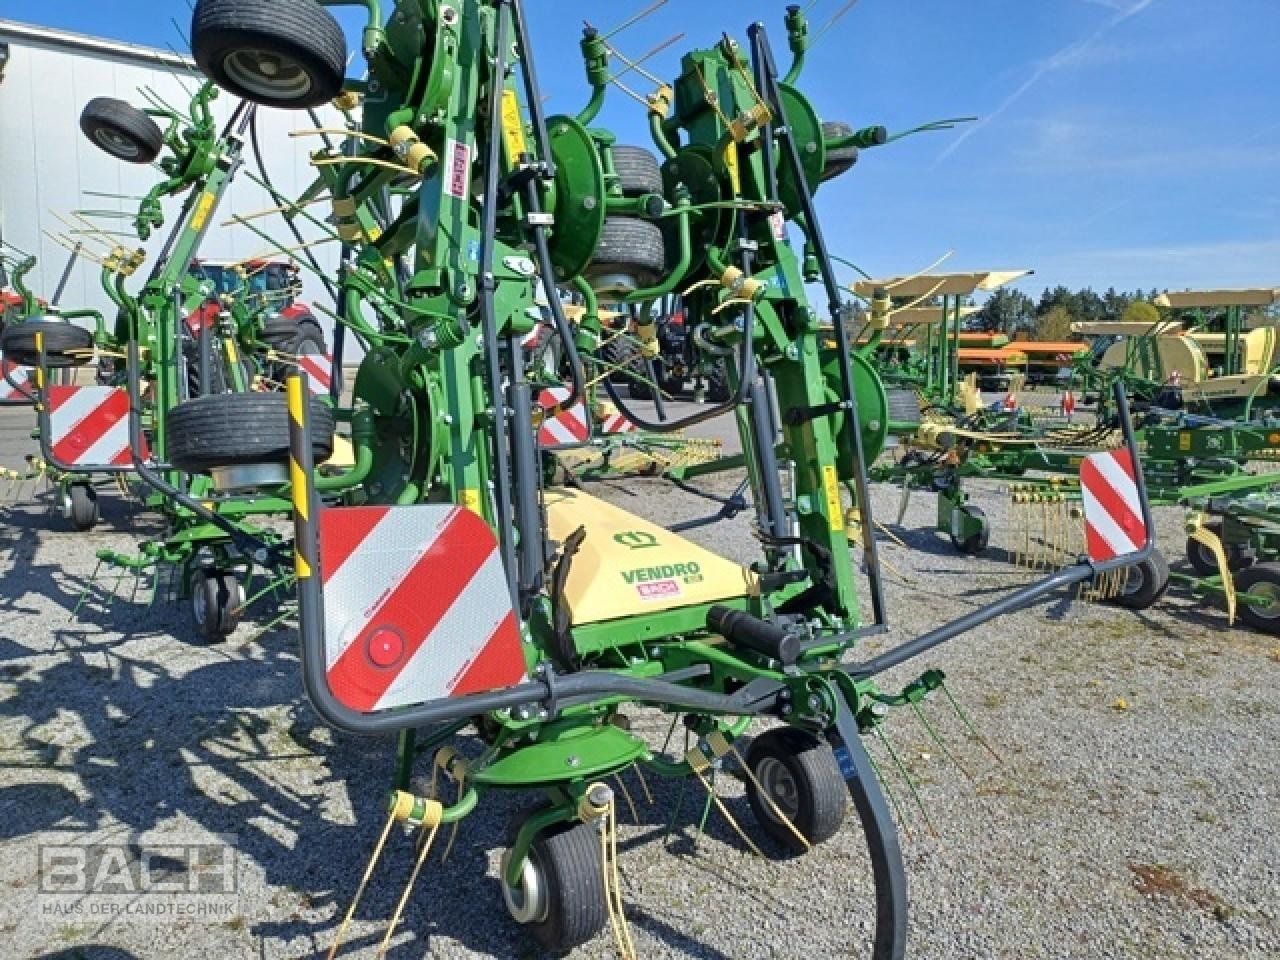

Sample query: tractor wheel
[706,359,732,403]
[585,217,666,296]
[64,484,99,532]
[0,319,93,368]
[1185,526,1254,576]
[745,727,847,854]
[602,333,656,399]
[501,819,607,953]
[191,569,244,640]
[191,0,347,109]
[820,120,860,182]
[1233,563,1280,635]
[263,316,327,386]
[1107,548,1171,611]
[626,357,659,400]
[611,145,664,197]
[948,505,990,556]
[598,330,631,384]
[166,392,334,473]
[80,98,164,164]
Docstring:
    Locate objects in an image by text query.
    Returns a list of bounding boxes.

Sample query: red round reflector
[366,627,405,668]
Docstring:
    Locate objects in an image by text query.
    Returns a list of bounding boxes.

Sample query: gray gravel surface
[0,405,1276,960]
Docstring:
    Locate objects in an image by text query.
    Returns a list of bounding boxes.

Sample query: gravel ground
[0,403,1277,960]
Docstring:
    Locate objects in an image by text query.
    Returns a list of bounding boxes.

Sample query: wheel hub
[500,848,549,925]
[1247,581,1280,620]
[94,128,140,159]
[223,49,313,100]
[755,756,801,823]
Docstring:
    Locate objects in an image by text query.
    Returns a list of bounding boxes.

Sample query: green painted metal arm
[649,110,678,159]
[576,27,610,124]
[320,0,385,59]
[782,4,809,85]
[9,256,36,311]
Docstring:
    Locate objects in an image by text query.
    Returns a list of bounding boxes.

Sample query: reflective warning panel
[47,385,144,466]
[1,355,32,403]
[299,352,333,396]
[536,386,589,446]
[318,504,525,712]
[1080,448,1146,562]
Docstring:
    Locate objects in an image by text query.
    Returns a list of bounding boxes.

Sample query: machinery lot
[1,406,1275,960]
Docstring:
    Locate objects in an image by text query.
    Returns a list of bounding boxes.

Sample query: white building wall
[0,20,343,343]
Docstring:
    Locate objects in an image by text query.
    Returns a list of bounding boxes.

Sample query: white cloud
[935,0,1156,164]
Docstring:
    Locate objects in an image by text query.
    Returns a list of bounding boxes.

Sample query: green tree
[974,287,1036,333]
[1034,304,1075,340]
[1121,300,1161,327]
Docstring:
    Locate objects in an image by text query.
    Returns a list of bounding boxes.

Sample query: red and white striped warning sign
[318,503,525,712]
[1080,448,1146,562]
[1,355,32,402]
[298,352,333,396]
[598,406,637,435]
[47,385,144,467]
[537,387,589,446]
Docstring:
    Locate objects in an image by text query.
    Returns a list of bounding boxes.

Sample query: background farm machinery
[0,77,342,637]
[162,0,1163,957]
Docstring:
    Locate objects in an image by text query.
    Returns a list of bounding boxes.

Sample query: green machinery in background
[2,79,342,637]
[850,269,1032,407]
[181,0,1154,957]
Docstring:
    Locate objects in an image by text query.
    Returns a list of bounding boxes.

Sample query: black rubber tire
[191,569,243,640]
[1107,548,1171,611]
[191,0,347,109]
[166,392,334,472]
[1185,526,1254,576]
[598,330,631,384]
[948,505,989,555]
[585,217,666,295]
[80,97,164,164]
[504,819,608,954]
[886,388,922,427]
[66,484,99,532]
[820,121,860,182]
[1234,563,1280,636]
[0,319,94,368]
[611,145,664,197]
[261,315,303,344]
[706,358,732,403]
[745,727,847,854]
[626,355,658,400]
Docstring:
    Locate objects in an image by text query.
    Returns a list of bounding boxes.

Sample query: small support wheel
[745,727,847,854]
[948,504,989,556]
[500,820,607,953]
[1233,563,1280,635]
[64,484,99,531]
[191,0,348,109]
[1107,548,1171,611]
[191,570,244,640]
[80,98,164,164]
[1185,525,1254,576]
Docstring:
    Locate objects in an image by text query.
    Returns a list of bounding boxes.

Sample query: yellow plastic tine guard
[377,801,443,959]
[1189,524,1236,624]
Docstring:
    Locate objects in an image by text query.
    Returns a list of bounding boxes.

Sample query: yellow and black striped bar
[285,373,319,583]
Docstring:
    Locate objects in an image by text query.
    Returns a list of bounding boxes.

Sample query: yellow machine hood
[544,487,755,625]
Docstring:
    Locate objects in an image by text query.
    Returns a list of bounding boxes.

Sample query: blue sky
[9,0,1278,296]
